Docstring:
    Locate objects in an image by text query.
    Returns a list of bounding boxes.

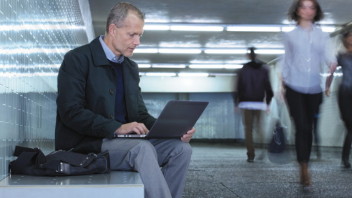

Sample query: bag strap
[45,151,100,167]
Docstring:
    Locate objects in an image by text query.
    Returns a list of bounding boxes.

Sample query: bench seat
[0,171,144,198]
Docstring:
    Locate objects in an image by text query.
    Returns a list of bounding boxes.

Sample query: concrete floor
[183,142,352,198]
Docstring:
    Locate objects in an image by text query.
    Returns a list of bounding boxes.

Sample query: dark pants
[285,85,322,163]
[338,86,352,161]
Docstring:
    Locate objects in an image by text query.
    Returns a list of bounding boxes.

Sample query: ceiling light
[138,64,151,68]
[178,72,209,77]
[281,26,295,32]
[134,48,158,53]
[189,64,242,69]
[204,49,247,54]
[225,60,249,64]
[190,60,248,64]
[144,24,170,31]
[158,48,202,54]
[209,73,237,77]
[227,25,281,32]
[321,26,336,33]
[152,64,186,68]
[170,25,224,32]
[223,65,243,69]
[145,72,177,77]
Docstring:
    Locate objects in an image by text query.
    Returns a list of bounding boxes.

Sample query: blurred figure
[326,31,352,168]
[281,0,337,188]
[235,47,274,162]
[312,112,321,159]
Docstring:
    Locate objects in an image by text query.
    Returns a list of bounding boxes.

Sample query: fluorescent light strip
[225,60,249,64]
[281,26,295,32]
[178,72,209,77]
[145,72,177,77]
[134,48,158,53]
[0,24,85,31]
[224,65,243,69]
[189,64,242,69]
[190,60,248,64]
[321,26,336,33]
[204,49,247,54]
[134,47,284,55]
[0,48,71,55]
[170,25,224,32]
[158,48,202,54]
[152,64,186,69]
[227,25,281,32]
[142,23,337,33]
[209,73,237,77]
[144,24,170,31]
[138,64,152,68]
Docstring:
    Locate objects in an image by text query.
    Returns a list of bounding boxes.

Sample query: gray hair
[106,2,145,33]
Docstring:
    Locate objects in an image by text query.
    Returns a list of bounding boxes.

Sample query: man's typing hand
[115,122,149,135]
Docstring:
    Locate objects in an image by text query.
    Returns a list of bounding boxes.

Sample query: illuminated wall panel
[0,0,92,179]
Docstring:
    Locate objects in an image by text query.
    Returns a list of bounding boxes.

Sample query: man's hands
[115,122,149,135]
[115,122,196,143]
[181,128,196,143]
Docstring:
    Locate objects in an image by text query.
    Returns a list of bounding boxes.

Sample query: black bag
[9,146,110,176]
[268,121,286,153]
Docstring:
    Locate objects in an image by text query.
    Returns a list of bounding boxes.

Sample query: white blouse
[282,25,336,94]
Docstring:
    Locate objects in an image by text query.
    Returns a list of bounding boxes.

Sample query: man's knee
[176,142,193,160]
[133,140,157,156]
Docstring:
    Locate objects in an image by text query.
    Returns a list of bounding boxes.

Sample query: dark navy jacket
[235,60,273,106]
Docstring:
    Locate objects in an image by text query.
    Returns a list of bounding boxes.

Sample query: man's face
[110,13,144,57]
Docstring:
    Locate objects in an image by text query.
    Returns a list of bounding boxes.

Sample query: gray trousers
[101,138,192,198]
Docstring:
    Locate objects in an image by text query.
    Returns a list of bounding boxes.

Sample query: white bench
[0,171,144,198]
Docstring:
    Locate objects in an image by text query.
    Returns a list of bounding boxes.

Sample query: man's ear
[108,24,116,35]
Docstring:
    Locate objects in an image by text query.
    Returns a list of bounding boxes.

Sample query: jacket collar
[89,37,111,67]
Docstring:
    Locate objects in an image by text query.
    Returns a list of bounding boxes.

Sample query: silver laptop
[117,100,209,138]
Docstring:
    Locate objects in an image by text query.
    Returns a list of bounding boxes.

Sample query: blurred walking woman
[326,31,352,169]
[281,0,337,187]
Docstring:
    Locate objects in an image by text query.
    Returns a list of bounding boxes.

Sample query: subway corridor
[184,142,352,198]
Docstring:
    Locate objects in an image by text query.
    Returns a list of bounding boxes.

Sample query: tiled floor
[183,142,352,198]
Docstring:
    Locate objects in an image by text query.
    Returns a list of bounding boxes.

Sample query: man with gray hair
[55,2,195,198]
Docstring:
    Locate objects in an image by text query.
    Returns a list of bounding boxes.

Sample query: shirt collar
[99,35,124,64]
